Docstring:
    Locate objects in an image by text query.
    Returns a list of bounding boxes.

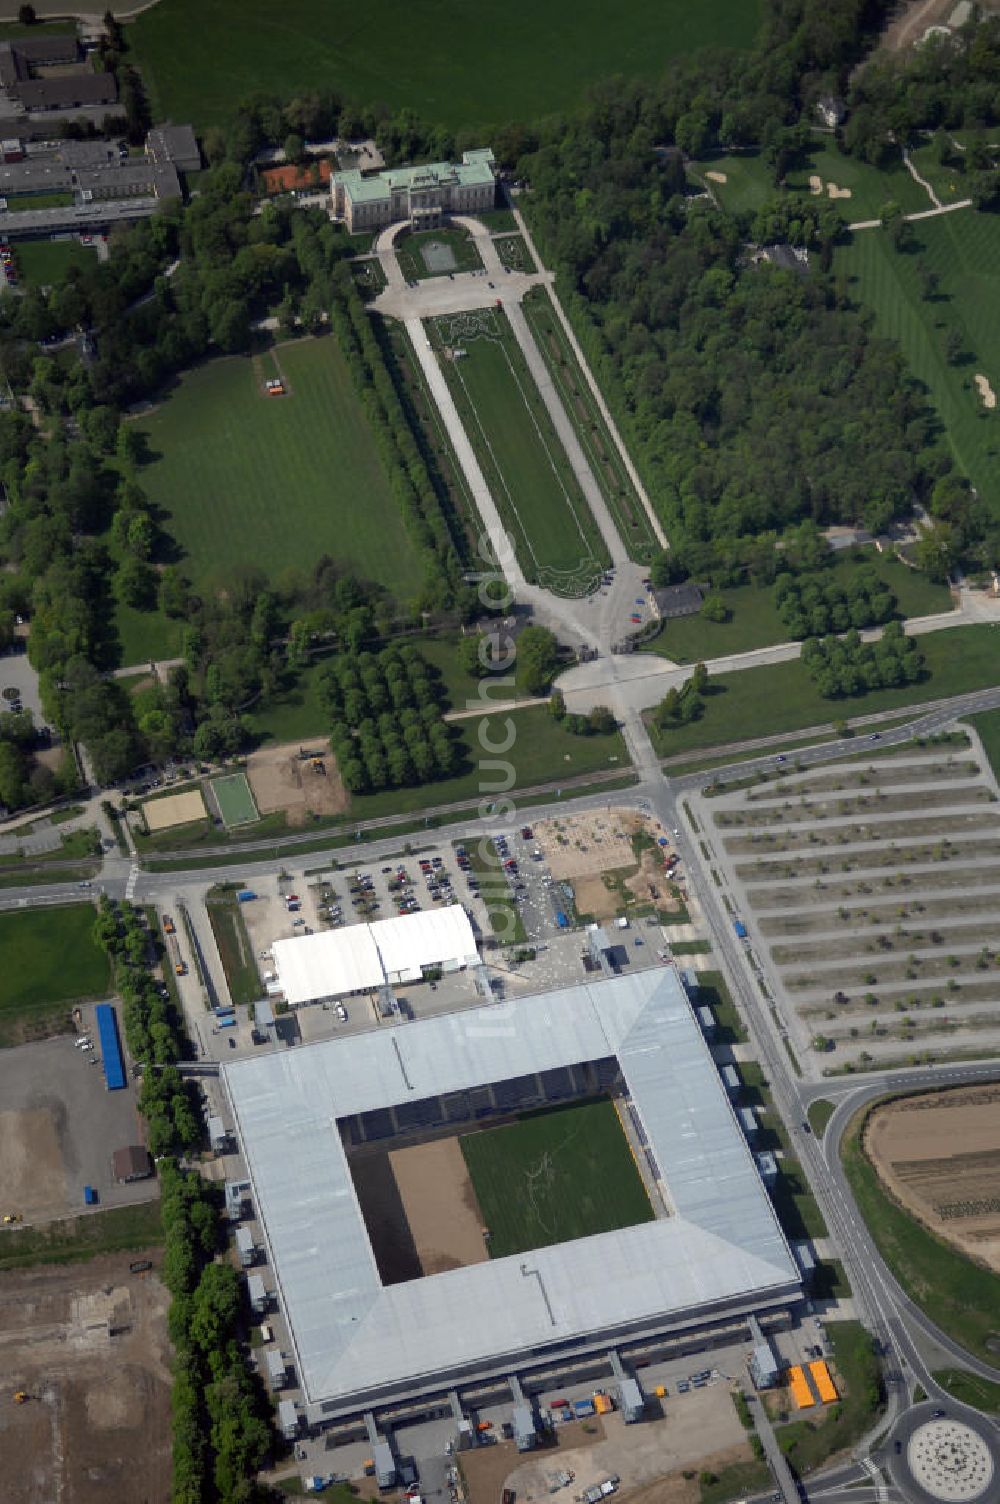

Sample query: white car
[336,1003,348,1022]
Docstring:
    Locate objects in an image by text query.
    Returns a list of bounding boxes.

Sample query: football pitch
[459,1098,654,1258]
[133,338,423,598]
[0,905,110,1048]
[431,308,610,594]
[211,772,259,829]
[836,211,1000,519]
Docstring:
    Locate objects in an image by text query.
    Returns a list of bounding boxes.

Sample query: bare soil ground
[0,1253,171,1504]
[389,1137,488,1274]
[463,1391,747,1504]
[535,810,644,879]
[0,1107,67,1219]
[865,1086,1000,1272]
[246,740,348,827]
[142,788,207,831]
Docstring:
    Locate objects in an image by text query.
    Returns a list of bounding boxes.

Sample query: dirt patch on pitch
[390,1137,488,1273]
[246,740,348,827]
[0,1253,171,1504]
[865,1085,1000,1271]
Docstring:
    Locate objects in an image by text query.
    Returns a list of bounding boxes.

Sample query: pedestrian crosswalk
[125,864,140,901]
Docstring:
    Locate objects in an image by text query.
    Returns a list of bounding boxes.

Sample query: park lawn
[963,706,1000,783]
[784,139,928,222]
[133,337,422,601]
[13,238,97,288]
[0,1201,163,1273]
[836,211,1000,519]
[644,549,952,664]
[521,287,657,560]
[906,143,975,207]
[0,904,110,1047]
[205,891,260,1006]
[394,226,482,281]
[129,0,761,134]
[430,306,610,593]
[690,150,775,215]
[648,624,1000,758]
[460,1098,654,1258]
[842,1104,1000,1363]
[115,600,184,669]
[776,1321,883,1474]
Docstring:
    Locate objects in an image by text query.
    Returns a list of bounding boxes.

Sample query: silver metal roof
[223,970,798,1410]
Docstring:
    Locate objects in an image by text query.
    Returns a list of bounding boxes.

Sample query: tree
[588,705,616,734]
[515,626,559,696]
[17,4,36,23]
[700,593,728,624]
[283,132,305,164]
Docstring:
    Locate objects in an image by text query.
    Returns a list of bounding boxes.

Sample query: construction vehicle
[13,1391,29,1403]
[2,1213,22,1225]
[162,914,176,934]
[161,918,186,975]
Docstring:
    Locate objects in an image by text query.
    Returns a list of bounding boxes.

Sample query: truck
[573,1398,595,1419]
[733,920,747,940]
[164,927,187,976]
[162,913,176,934]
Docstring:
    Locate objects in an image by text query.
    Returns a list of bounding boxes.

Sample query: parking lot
[0,1004,157,1225]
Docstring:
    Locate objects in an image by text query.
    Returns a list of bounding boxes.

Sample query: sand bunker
[809,174,823,195]
[975,373,997,409]
[705,170,728,184]
[826,181,852,199]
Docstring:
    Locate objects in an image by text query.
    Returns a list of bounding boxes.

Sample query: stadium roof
[272,905,479,1005]
[223,970,800,1413]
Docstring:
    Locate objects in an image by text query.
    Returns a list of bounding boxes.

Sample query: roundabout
[888,1404,1000,1504]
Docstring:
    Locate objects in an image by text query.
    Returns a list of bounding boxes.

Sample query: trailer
[163,924,186,975]
[573,1398,595,1419]
[236,890,257,903]
[95,1002,126,1090]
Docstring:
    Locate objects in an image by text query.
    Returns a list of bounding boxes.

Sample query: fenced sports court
[210,771,260,829]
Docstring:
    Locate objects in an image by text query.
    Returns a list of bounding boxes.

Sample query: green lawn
[648,624,1000,758]
[12,238,97,288]
[964,706,1000,783]
[842,1101,1000,1363]
[5,192,75,211]
[807,1099,835,1137]
[932,1369,1000,1413]
[521,287,657,561]
[906,145,977,208]
[129,0,761,134]
[394,226,482,281]
[430,306,610,593]
[776,1322,883,1475]
[132,337,421,602]
[692,139,927,222]
[458,835,526,944]
[836,211,1000,519]
[0,1200,163,1273]
[0,904,110,1047]
[460,1098,654,1258]
[115,601,184,669]
[691,969,746,1045]
[783,139,927,222]
[205,893,260,1005]
[643,549,951,664]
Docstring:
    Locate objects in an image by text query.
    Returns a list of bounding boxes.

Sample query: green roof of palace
[334,149,494,204]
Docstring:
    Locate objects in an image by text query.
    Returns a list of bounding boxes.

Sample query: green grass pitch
[459,1098,654,1258]
[836,210,1000,520]
[133,337,423,600]
[430,307,610,594]
[211,772,259,829]
[129,0,761,135]
[0,904,110,1047]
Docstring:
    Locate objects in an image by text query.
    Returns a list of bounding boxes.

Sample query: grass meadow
[642,549,952,664]
[133,337,421,600]
[13,239,98,288]
[460,1098,654,1258]
[648,624,1000,758]
[430,307,610,592]
[836,211,1000,518]
[0,904,110,1047]
[693,138,928,222]
[129,0,761,133]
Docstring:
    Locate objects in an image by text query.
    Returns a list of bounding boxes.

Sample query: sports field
[431,307,610,593]
[133,338,423,598]
[0,904,110,1047]
[12,238,97,289]
[129,0,760,133]
[836,211,1000,517]
[211,772,259,829]
[459,1098,654,1258]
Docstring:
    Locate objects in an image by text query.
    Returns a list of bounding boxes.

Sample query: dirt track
[865,1086,1000,1272]
[0,1252,171,1504]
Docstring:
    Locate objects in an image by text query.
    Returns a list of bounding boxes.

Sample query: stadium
[222,967,801,1423]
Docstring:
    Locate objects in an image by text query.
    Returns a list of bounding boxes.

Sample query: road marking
[125,865,140,901]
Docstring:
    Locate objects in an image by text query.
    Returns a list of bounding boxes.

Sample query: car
[676,1380,689,1393]
[894,1441,902,1454]
[336,1003,348,1022]
[801,1121,811,1134]
[932,1408,945,1418]
[871,732,881,740]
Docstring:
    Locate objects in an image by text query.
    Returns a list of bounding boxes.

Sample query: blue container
[574,1399,595,1418]
[84,1185,98,1205]
[734,920,747,939]
[556,912,569,929]
[236,890,257,903]
[95,1002,126,1090]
